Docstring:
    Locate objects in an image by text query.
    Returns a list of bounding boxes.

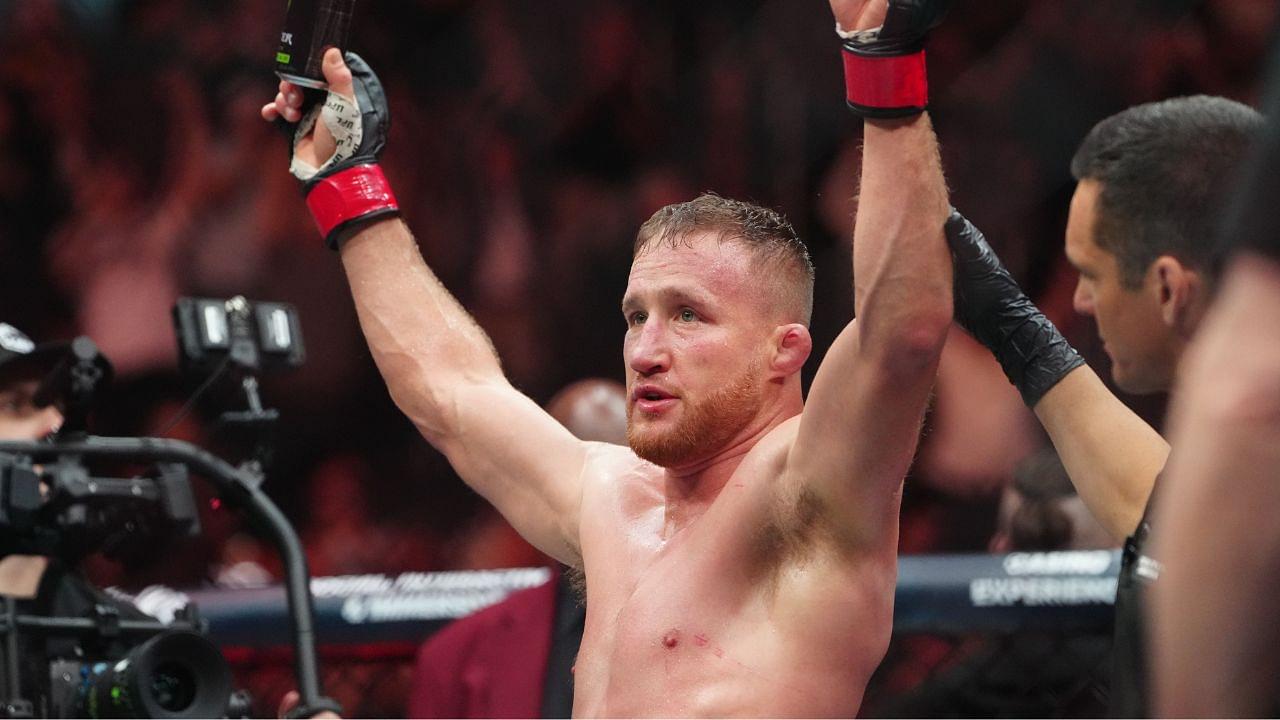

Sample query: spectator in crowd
[871,447,1117,718]
[988,448,1116,555]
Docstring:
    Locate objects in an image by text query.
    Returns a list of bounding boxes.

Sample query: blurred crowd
[0,0,1276,715]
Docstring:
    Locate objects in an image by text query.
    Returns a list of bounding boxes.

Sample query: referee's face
[1066,181,1180,394]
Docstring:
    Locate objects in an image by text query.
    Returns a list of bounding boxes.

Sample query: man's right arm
[341,219,590,566]
[266,50,589,567]
[945,214,1168,541]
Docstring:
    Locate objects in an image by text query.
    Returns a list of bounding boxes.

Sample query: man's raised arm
[263,49,588,566]
[788,0,953,551]
[943,214,1168,541]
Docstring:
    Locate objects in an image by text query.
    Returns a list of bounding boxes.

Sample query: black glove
[841,0,952,118]
[288,52,399,250]
[946,209,1086,407]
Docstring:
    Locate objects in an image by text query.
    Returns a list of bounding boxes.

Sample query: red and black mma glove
[946,210,1086,407]
[288,52,399,250]
[840,0,952,118]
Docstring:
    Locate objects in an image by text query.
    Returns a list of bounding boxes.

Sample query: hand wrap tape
[305,164,400,249]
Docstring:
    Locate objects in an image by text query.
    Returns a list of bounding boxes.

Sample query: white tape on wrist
[290,89,364,181]
[836,21,883,41]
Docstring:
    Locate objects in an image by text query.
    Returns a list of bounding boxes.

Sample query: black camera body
[0,453,242,720]
[0,456,199,563]
[0,296,330,719]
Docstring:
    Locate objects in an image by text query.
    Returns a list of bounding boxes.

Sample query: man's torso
[569,418,899,717]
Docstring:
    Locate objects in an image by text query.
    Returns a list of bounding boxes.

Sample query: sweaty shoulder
[579,442,663,512]
[580,441,652,484]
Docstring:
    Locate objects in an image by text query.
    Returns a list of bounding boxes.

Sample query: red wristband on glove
[306,164,400,249]
[842,48,928,117]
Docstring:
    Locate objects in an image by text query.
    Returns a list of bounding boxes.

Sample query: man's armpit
[750,480,861,581]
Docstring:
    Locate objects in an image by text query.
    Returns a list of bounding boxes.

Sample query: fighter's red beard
[627,362,762,468]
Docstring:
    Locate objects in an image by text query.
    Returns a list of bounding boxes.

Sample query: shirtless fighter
[264,0,951,714]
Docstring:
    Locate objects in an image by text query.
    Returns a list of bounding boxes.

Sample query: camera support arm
[0,436,339,717]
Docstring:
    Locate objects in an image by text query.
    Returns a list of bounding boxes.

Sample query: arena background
[0,0,1276,716]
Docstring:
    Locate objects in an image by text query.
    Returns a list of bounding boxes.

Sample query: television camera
[0,298,337,718]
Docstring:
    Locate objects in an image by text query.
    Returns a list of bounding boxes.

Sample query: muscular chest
[566,446,890,715]
[572,482,780,714]
[582,491,763,644]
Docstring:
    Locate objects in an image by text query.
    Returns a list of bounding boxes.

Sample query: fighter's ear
[770,324,812,377]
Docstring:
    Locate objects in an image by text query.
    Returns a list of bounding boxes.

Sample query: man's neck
[659,395,801,537]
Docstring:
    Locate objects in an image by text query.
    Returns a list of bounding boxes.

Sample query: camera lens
[80,631,232,718]
[149,661,197,713]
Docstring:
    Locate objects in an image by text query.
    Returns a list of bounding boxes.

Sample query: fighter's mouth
[632,384,677,402]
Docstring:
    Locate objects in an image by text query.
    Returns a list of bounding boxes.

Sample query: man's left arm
[786,0,952,552]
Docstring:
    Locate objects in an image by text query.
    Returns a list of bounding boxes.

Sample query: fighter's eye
[679,308,698,322]
[628,311,648,326]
